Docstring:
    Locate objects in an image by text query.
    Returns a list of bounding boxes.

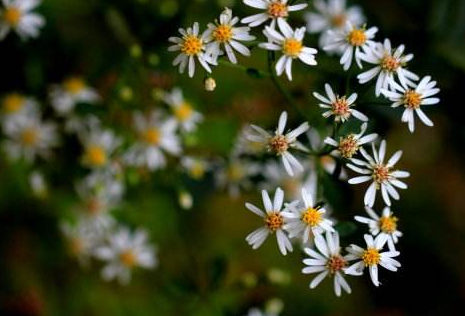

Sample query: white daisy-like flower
[168,22,214,78]
[245,187,293,255]
[49,77,100,116]
[2,113,58,163]
[232,125,267,157]
[1,93,38,132]
[124,110,181,171]
[181,156,211,180]
[282,188,334,243]
[205,7,255,64]
[79,123,121,169]
[60,220,100,266]
[246,111,309,176]
[305,0,365,51]
[0,0,44,40]
[381,76,440,133]
[345,234,401,286]
[313,83,368,122]
[302,231,353,296]
[94,227,157,285]
[215,157,260,198]
[324,122,377,159]
[242,0,307,28]
[358,39,419,96]
[162,87,203,133]
[260,20,317,80]
[355,206,402,251]
[347,140,410,207]
[324,22,378,70]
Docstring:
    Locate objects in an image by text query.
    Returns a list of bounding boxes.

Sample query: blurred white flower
[381,76,440,133]
[29,170,47,198]
[163,87,203,132]
[245,188,293,255]
[232,125,267,157]
[60,220,100,266]
[181,156,211,180]
[345,234,400,286]
[242,0,307,29]
[324,122,377,158]
[94,227,157,285]
[0,0,44,40]
[215,157,259,198]
[260,20,317,80]
[1,93,38,132]
[50,77,100,116]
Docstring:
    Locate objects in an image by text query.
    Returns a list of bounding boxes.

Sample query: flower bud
[204,77,216,92]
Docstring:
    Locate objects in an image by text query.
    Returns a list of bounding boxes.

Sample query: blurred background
[1,0,465,315]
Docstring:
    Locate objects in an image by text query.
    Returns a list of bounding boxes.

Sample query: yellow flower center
[282,38,303,58]
[302,207,322,227]
[331,14,346,28]
[21,128,38,146]
[372,164,390,184]
[3,94,24,113]
[120,250,137,267]
[227,163,244,181]
[347,29,367,47]
[326,255,347,274]
[174,102,193,121]
[212,24,233,43]
[265,212,284,232]
[379,215,398,234]
[143,128,161,145]
[189,162,206,179]
[269,135,289,154]
[181,35,203,56]
[332,96,350,116]
[69,238,84,256]
[64,78,85,95]
[85,198,103,216]
[403,90,422,109]
[338,134,359,158]
[381,55,400,72]
[85,145,107,167]
[362,247,381,266]
[268,1,288,18]
[4,7,21,26]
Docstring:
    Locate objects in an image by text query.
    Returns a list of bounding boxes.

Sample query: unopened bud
[179,191,193,210]
[204,77,216,92]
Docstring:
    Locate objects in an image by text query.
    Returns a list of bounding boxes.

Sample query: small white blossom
[1,93,38,132]
[181,156,211,180]
[0,0,45,40]
[324,122,377,158]
[215,157,260,198]
[163,87,203,132]
[61,220,100,266]
[29,170,47,198]
[242,0,307,28]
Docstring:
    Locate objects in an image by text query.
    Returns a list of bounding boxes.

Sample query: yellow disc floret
[268,1,288,18]
[362,247,381,266]
[4,7,22,26]
[120,250,137,267]
[302,207,322,227]
[282,38,303,58]
[64,78,85,95]
[174,102,193,121]
[269,135,289,154]
[85,145,107,167]
[143,128,161,145]
[347,29,367,47]
[403,90,422,109]
[379,215,398,234]
[3,94,24,113]
[181,35,203,56]
[21,128,38,146]
[265,212,284,232]
[213,24,233,43]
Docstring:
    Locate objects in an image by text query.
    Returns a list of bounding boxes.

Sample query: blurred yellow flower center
[347,29,367,47]
[120,250,137,267]
[4,7,21,26]
[189,162,205,179]
[302,207,322,227]
[69,238,84,256]
[326,255,347,274]
[381,55,400,72]
[181,35,203,56]
[332,96,350,116]
[404,90,422,109]
[143,128,161,145]
[85,145,107,167]
[268,1,288,18]
[3,94,24,113]
[338,134,359,158]
[282,39,303,58]
[373,164,390,184]
[269,135,289,154]
[85,198,103,215]
[362,247,381,266]
[213,24,233,43]
[265,212,284,232]
[174,102,193,121]
[331,14,346,28]
[227,163,244,181]
[21,128,38,146]
[379,215,398,234]
[64,78,85,95]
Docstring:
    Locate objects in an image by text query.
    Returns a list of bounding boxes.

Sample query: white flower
[347,140,410,207]
[29,170,47,198]
[302,231,353,296]
[381,76,440,133]
[61,220,99,266]
[94,227,157,285]
[324,22,378,70]
[168,22,214,78]
[324,122,377,158]
[0,0,44,40]
[313,83,368,122]
[79,122,121,169]
[246,111,309,176]
[124,111,181,171]
[2,113,58,163]
[215,157,260,198]
[345,234,400,286]
[245,187,293,255]
[260,20,317,80]
[355,206,402,251]
[181,156,211,180]
[49,77,100,116]
[242,0,307,28]
[305,0,365,51]
[205,7,255,64]
[1,93,38,132]
[282,188,334,243]
[358,39,419,96]
[162,87,203,132]
[244,308,276,316]
[232,125,267,157]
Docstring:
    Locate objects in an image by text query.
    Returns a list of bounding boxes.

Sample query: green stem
[218,59,270,78]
